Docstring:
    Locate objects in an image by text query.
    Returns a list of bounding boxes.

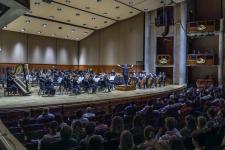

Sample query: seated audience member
[119,130,137,150]
[71,120,86,143]
[37,108,55,122]
[180,115,196,138]
[80,122,98,150]
[159,117,182,141]
[72,110,89,127]
[51,125,78,150]
[191,130,207,150]
[95,116,108,135]
[87,135,104,150]
[130,115,144,144]
[39,121,60,150]
[137,125,156,150]
[54,114,67,130]
[18,111,33,127]
[207,108,219,128]
[83,107,96,119]
[105,116,124,140]
[196,116,207,131]
[168,136,185,150]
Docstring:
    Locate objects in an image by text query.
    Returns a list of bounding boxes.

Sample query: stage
[0,85,185,109]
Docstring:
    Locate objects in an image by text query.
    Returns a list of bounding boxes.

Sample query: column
[173,2,187,85]
[149,11,157,73]
[144,12,151,74]
[218,19,224,85]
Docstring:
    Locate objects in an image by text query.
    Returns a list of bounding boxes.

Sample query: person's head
[169,136,185,150]
[76,110,83,119]
[54,114,63,124]
[111,116,124,134]
[87,135,103,150]
[86,107,93,113]
[144,125,155,141]
[60,125,73,140]
[185,115,196,131]
[72,120,82,130]
[43,108,49,115]
[192,130,206,149]
[119,130,135,150]
[197,116,207,129]
[165,117,176,131]
[132,115,143,129]
[49,121,58,134]
[85,122,96,136]
[23,111,31,118]
[207,108,215,119]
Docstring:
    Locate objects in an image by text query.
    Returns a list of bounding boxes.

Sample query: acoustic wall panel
[56,39,78,65]
[0,30,27,63]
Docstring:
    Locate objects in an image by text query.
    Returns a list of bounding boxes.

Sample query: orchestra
[3,64,167,96]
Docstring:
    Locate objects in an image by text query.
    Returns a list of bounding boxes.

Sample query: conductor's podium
[115,85,136,91]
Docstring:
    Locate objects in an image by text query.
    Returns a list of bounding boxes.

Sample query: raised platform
[115,85,136,91]
[0,85,185,109]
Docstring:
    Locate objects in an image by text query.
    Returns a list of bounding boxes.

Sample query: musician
[71,76,81,94]
[88,75,97,93]
[111,68,116,76]
[103,74,112,92]
[162,72,166,86]
[117,64,133,85]
[45,76,56,95]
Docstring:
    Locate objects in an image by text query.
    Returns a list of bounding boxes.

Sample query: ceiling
[2,0,185,41]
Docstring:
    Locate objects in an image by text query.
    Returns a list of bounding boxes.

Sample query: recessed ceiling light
[65,0,71,3]
[26,20,30,24]
[75,13,80,16]
[52,33,56,36]
[57,7,62,11]
[115,6,120,9]
[49,16,55,19]
[37,31,42,34]
[42,23,47,27]
[67,19,71,22]
[71,29,75,32]
[3,26,7,29]
[103,12,108,15]
[34,2,40,5]
[144,8,148,11]
[85,6,90,9]
[84,32,88,35]
[83,24,86,26]
[91,17,96,20]
[129,11,133,14]
[104,21,108,23]
[21,28,26,32]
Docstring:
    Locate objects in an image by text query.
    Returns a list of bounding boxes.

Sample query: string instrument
[147,77,154,88]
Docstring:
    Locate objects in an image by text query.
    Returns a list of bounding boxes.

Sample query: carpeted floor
[0,85,185,109]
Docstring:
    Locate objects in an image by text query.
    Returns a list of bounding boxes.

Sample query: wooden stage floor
[0,85,185,109]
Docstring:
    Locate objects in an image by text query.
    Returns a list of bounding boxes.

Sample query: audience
[119,130,136,150]
[37,108,55,122]
[6,85,225,150]
[87,135,104,150]
[105,116,124,140]
[51,125,78,150]
[39,121,60,150]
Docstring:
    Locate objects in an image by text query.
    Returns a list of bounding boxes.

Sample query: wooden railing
[0,120,26,150]
[188,20,217,33]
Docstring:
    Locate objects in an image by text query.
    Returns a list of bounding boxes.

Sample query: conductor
[118,64,134,85]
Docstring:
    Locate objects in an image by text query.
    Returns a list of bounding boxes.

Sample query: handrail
[0,120,26,150]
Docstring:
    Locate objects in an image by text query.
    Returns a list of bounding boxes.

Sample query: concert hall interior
[0,0,224,150]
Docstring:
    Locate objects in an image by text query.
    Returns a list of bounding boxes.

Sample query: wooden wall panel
[0,30,27,63]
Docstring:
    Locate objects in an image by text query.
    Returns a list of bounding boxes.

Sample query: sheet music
[57,77,63,83]
[109,76,115,81]
[78,77,84,83]
[94,77,100,82]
